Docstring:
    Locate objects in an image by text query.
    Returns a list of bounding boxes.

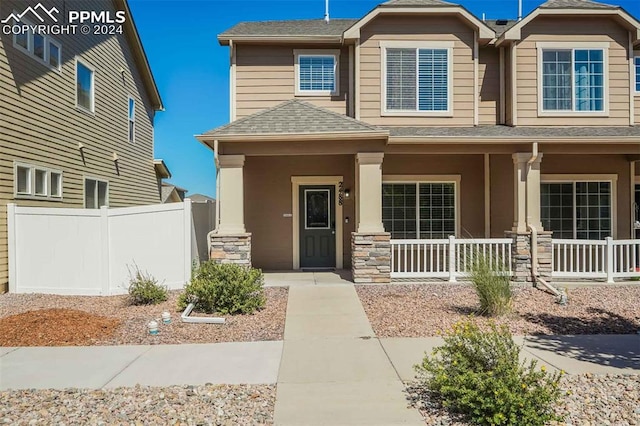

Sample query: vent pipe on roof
[325,0,330,23]
[518,0,523,21]
[482,12,486,22]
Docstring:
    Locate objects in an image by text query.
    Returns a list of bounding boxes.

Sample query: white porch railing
[552,238,640,283]
[390,236,512,281]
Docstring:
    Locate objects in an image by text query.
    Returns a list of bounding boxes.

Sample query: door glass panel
[305,190,330,229]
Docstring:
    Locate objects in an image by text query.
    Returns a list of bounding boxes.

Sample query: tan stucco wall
[382,154,485,237]
[244,155,355,270]
[489,154,515,237]
[541,154,632,238]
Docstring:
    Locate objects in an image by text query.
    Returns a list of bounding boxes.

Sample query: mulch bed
[0,309,121,346]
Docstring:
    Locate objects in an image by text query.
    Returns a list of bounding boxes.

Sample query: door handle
[331,231,336,235]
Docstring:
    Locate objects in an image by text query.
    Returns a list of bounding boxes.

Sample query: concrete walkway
[0,341,282,390]
[273,285,424,425]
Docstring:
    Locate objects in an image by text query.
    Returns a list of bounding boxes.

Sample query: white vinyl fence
[7,200,198,295]
[552,238,640,283]
[390,236,512,281]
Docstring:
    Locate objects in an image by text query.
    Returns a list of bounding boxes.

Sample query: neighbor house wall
[0,0,160,292]
[358,15,478,126]
[382,154,485,237]
[243,155,356,270]
[516,16,631,126]
[235,44,349,118]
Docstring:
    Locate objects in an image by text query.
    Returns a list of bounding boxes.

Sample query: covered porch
[196,101,640,284]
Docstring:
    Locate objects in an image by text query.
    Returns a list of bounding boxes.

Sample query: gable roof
[114,0,163,111]
[498,0,640,45]
[218,19,357,45]
[539,0,617,9]
[197,99,387,141]
[484,19,518,36]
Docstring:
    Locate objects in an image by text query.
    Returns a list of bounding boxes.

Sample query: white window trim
[75,57,95,114]
[380,41,454,117]
[128,96,136,143]
[83,177,109,209]
[13,162,63,201]
[541,174,617,239]
[11,14,62,72]
[294,49,340,96]
[536,42,610,117]
[382,175,461,238]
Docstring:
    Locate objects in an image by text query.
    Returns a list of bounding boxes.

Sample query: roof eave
[388,136,640,144]
[343,6,495,41]
[153,159,171,178]
[497,8,640,46]
[197,131,389,144]
[218,35,344,46]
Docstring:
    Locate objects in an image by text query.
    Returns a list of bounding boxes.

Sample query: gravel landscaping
[356,284,640,337]
[0,384,275,425]
[0,288,287,346]
[407,373,640,426]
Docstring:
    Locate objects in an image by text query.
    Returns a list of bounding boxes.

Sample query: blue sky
[129,0,640,198]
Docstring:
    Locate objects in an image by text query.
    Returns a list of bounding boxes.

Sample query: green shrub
[415,320,563,426]
[467,251,512,316]
[177,262,265,315]
[128,267,167,305]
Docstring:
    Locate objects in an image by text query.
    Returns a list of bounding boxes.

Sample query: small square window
[34,169,47,195]
[50,172,62,197]
[295,51,339,96]
[16,166,31,194]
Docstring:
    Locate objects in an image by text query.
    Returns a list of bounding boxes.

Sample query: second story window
[76,59,95,113]
[128,97,136,143]
[541,48,605,112]
[383,45,452,114]
[12,16,61,72]
[294,50,339,96]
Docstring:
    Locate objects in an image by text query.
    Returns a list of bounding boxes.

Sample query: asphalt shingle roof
[539,0,618,9]
[484,19,518,36]
[380,0,456,7]
[385,126,640,138]
[203,100,382,137]
[219,19,358,38]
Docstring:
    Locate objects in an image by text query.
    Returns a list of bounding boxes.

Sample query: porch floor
[263,270,352,287]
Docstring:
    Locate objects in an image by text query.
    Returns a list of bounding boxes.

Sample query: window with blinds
[297,54,337,95]
[385,47,450,112]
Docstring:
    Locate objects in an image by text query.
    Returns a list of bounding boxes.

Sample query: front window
[128,97,135,143]
[296,53,338,95]
[85,178,108,208]
[541,49,604,112]
[541,181,612,240]
[385,47,450,112]
[76,60,94,112]
[383,182,456,239]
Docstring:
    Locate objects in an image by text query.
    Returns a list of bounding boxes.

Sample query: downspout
[526,143,563,300]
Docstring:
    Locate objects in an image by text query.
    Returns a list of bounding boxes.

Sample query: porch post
[210,154,251,266]
[217,154,246,234]
[356,152,384,233]
[352,152,390,284]
[512,153,529,233]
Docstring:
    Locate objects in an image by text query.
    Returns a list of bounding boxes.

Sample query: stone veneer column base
[505,230,552,285]
[351,232,391,284]
[209,233,252,267]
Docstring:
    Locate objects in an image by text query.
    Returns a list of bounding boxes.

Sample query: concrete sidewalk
[0,341,282,390]
[273,285,424,426]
